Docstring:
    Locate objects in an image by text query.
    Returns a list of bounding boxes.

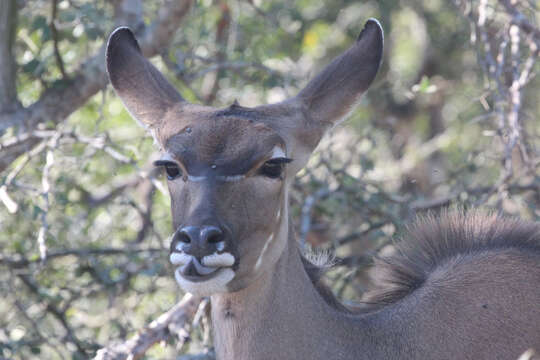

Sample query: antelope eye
[165,164,181,180]
[154,161,183,180]
[259,158,292,179]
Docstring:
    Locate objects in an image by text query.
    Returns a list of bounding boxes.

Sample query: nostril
[202,226,223,244]
[177,226,224,247]
[178,234,191,244]
[207,232,222,244]
[177,228,194,244]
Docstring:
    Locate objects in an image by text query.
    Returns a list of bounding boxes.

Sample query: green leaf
[22,59,41,75]
[31,16,47,32]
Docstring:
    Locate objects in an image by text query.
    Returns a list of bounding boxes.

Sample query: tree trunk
[0,0,19,113]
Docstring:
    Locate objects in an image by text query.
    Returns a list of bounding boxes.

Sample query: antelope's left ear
[295,19,383,127]
[106,27,185,127]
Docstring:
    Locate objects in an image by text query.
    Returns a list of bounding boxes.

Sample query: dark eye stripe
[154,160,176,167]
[265,157,293,165]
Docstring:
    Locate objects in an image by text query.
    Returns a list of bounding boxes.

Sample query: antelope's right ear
[106,27,184,127]
[295,19,383,128]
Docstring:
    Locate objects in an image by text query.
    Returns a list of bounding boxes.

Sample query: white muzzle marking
[202,252,235,267]
[170,252,193,265]
[170,251,236,295]
[170,252,235,267]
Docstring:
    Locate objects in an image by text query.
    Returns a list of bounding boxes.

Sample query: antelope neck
[209,227,390,360]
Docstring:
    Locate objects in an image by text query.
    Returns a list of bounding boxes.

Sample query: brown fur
[107,19,540,360]
[362,210,540,310]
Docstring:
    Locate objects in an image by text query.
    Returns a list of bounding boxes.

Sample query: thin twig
[0,247,163,269]
[50,0,67,79]
[37,135,60,262]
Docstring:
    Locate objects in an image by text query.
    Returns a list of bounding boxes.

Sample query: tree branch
[0,0,194,174]
[93,294,200,360]
[202,1,230,104]
[0,246,163,269]
[50,0,67,79]
[0,0,19,113]
[498,0,540,45]
[18,274,89,357]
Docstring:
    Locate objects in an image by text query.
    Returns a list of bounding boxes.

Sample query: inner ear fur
[106,27,184,127]
[296,19,384,127]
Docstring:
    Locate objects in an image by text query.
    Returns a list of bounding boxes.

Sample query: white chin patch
[174,268,235,296]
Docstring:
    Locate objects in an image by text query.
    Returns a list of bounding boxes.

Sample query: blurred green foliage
[0,0,538,359]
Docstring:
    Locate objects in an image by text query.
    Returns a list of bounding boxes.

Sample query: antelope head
[106,19,383,296]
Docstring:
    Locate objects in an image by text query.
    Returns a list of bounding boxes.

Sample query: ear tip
[365,18,383,33]
[108,26,134,42]
[106,26,142,79]
[358,18,384,46]
[106,26,141,55]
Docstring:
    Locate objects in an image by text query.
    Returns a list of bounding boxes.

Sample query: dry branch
[202,0,230,104]
[50,0,67,79]
[18,274,88,356]
[498,0,540,45]
[0,0,194,173]
[0,247,163,269]
[93,294,200,360]
[453,0,539,205]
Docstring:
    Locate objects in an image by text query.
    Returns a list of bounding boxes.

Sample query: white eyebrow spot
[160,152,175,162]
[254,233,274,271]
[188,174,246,182]
[187,175,207,182]
[218,175,245,182]
[202,252,235,267]
[170,252,193,265]
[271,146,286,159]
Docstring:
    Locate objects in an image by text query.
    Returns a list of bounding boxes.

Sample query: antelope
[106,19,540,360]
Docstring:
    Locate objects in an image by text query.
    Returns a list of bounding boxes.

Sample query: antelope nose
[178,225,223,244]
[174,225,225,257]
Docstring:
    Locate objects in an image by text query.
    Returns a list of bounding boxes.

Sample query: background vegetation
[0,0,538,359]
